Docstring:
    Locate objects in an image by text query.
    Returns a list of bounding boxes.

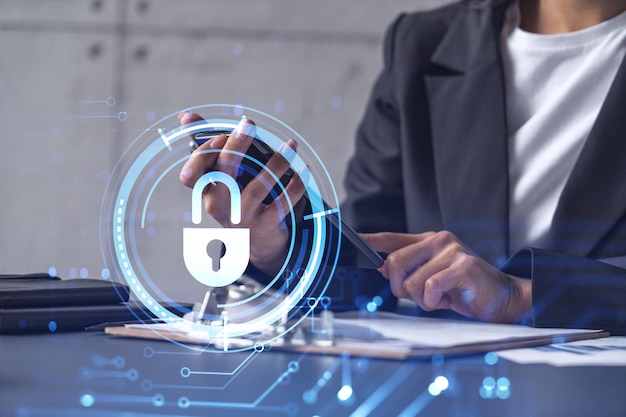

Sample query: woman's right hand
[178,111,307,276]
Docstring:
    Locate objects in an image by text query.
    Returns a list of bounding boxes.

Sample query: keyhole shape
[206,239,226,271]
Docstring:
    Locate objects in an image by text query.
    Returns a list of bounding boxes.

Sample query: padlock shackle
[192,171,242,225]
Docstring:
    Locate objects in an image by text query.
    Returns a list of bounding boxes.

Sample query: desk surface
[1,331,625,417]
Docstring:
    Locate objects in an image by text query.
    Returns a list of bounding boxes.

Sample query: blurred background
[0,0,452,303]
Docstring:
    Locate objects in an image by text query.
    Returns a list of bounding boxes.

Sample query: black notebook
[0,274,129,308]
[0,273,134,333]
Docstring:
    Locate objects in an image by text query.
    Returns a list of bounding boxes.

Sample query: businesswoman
[180,0,626,334]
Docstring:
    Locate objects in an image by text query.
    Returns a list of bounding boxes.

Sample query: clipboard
[103,310,609,360]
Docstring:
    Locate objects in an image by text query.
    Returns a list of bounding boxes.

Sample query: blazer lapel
[550,55,626,257]
[424,1,513,264]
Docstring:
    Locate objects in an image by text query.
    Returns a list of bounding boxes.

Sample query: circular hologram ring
[103,104,342,345]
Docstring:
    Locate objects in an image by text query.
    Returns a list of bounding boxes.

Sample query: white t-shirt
[501,4,626,255]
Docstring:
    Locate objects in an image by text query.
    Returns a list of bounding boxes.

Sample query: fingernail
[180,166,193,180]
[297,166,310,186]
[178,110,191,120]
[278,142,296,162]
[234,115,256,139]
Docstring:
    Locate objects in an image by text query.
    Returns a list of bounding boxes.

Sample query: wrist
[504,275,533,324]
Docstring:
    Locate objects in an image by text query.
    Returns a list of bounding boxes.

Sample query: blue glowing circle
[302,389,317,405]
[101,268,110,279]
[479,386,493,399]
[497,389,511,400]
[483,377,496,389]
[433,375,449,391]
[178,397,190,409]
[80,394,95,407]
[48,267,57,277]
[484,351,498,365]
[152,394,165,407]
[141,379,153,392]
[113,356,125,369]
[126,369,139,381]
[428,383,441,397]
[180,367,191,378]
[366,301,377,312]
[497,377,510,390]
[337,385,355,404]
[143,346,154,358]
[100,104,341,349]
[48,321,57,332]
[288,361,300,373]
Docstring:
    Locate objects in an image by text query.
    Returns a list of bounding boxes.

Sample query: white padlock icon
[183,171,250,287]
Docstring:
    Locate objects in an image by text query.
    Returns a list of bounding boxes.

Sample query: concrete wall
[0,0,453,302]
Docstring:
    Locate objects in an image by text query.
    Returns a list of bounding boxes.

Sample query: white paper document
[496,336,626,366]
[105,311,607,360]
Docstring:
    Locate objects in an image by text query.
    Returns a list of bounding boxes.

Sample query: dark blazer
[342,0,626,334]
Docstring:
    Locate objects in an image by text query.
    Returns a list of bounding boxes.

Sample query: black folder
[0,273,135,333]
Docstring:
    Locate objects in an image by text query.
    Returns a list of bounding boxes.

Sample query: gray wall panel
[0,0,454,302]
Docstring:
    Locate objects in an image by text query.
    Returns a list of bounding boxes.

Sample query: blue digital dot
[433,375,449,391]
[337,385,353,402]
[366,302,377,312]
[80,394,95,407]
[288,361,300,373]
[80,268,88,278]
[69,268,78,278]
[497,389,511,400]
[484,351,498,365]
[428,382,441,396]
[331,96,343,109]
[101,268,110,279]
[483,377,496,389]
[48,267,57,277]
[18,319,26,330]
[372,296,383,306]
[479,386,493,399]
[274,101,285,113]
[303,389,317,404]
[497,377,510,390]
[48,321,57,332]
[152,394,164,407]
[178,397,190,409]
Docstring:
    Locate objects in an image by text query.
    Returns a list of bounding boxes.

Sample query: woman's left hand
[361,231,532,323]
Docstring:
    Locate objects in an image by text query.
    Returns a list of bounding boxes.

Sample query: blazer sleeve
[503,249,626,335]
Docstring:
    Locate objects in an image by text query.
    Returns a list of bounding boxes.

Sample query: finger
[215,117,256,177]
[179,133,227,188]
[179,110,205,129]
[403,254,451,311]
[261,166,308,224]
[383,239,434,287]
[243,139,298,208]
[360,232,432,254]
[387,274,411,300]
